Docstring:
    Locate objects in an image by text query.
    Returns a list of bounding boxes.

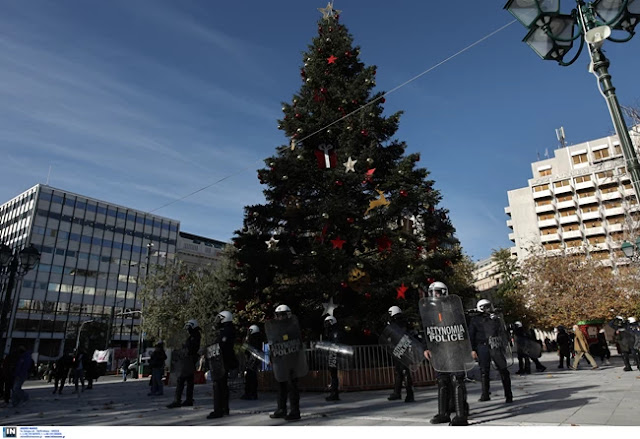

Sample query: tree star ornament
[322,296,340,316]
[327,55,338,64]
[265,236,279,250]
[343,156,357,172]
[318,1,341,19]
[330,237,346,249]
[396,283,408,300]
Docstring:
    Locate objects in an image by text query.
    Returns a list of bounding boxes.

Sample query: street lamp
[134,242,154,377]
[0,243,41,355]
[118,309,143,377]
[75,319,95,351]
[104,299,125,350]
[505,0,640,202]
[621,236,640,258]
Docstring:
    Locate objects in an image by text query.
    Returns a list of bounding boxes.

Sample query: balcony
[603,206,625,216]
[585,226,606,237]
[535,203,555,214]
[565,246,586,255]
[533,189,553,199]
[537,218,558,228]
[559,215,579,224]
[562,230,583,240]
[581,210,601,221]
[507,219,513,229]
[577,195,599,206]
[575,180,596,191]
[509,232,515,242]
[600,191,622,202]
[623,187,635,197]
[589,242,609,251]
[606,223,624,233]
[553,185,573,196]
[556,199,576,210]
[541,233,560,243]
[596,175,618,186]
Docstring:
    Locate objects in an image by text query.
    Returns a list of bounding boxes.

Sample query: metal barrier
[256,344,436,392]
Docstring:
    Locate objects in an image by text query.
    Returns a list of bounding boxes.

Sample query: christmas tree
[231,3,462,342]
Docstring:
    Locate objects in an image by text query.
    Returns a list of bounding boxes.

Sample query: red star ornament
[396,283,408,300]
[327,55,338,64]
[330,237,346,249]
[376,235,392,253]
[363,168,376,184]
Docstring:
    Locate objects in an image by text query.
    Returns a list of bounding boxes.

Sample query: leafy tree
[491,248,528,324]
[230,6,463,342]
[140,247,234,348]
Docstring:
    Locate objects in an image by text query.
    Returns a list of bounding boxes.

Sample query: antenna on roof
[46,165,52,185]
[555,126,566,149]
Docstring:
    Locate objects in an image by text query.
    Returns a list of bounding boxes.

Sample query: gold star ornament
[318,1,341,19]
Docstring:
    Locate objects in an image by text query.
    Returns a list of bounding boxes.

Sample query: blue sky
[1,1,639,262]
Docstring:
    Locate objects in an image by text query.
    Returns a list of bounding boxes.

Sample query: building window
[541,227,557,235]
[572,153,589,165]
[601,186,619,194]
[544,243,562,250]
[593,149,610,161]
[539,168,552,177]
[588,236,606,244]
[533,184,550,192]
[565,239,583,248]
[562,224,580,232]
[556,195,573,203]
[584,220,602,228]
[596,170,615,179]
[538,213,554,221]
[575,175,591,183]
[577,190,596,198]
[614,144,622,156]
[608,216,625,225]
[554,179,570,188]
[559,209,576,217]
[581,205,599,213]
[536,199,552,206]
[603,200,622,208]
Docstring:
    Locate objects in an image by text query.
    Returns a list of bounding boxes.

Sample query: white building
[506,129,640,264]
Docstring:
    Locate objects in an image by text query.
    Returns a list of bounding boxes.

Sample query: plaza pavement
[3,352,640,427]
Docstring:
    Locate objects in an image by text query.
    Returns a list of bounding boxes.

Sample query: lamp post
[104,299,124,350]
[118,309,143,377]
[505,0,640,201]
[75,319,95,351]
[0,243,41,356]
[621,236,640,260]
[134,242,153,378]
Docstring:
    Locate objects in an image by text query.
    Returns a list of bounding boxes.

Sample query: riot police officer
[468,299,513,404]
[207,310,238,419]
[422,281,470,426]
[387,306,414,403]
[267,304,305,421]
[240,324,262,400]
[324,315,342,402]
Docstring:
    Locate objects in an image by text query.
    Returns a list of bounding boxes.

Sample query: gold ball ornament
[296,128,303,133]
[322,213,329,219]
[282,175,288,180]
[366,158,374,164]
[311,250,317,256]
[297,154,304,160]
[306,78,312,82]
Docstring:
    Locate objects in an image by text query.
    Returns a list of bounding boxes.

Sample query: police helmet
[477,299,492,313]
[388,306,402,317]
[275,304,292,319]
[324,315,337,326]
[427,281,448,298]
[514,321,523,328]
[248,324,260,335]
[184,319,199,330]
[629,317,637,324]
[217,310,233,324]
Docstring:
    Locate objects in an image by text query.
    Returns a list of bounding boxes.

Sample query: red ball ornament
[329,27,333,32]
[318,25,323,33]
[317,48,323,53]
[414,153,421,162]
[346,217,355,223]
[360,129,368,137]
[364,293,371,299]
[236,261,244,267]
[335,180,343,186]
[373,70,377,75]
[400,190,408,197]
[320,87,328,94]
[345,51,351,57]
[363,328,371,336]
[351,99,358,104]
[295,113,301,119]
[381,98,386,103]
[300,69,306,77]
[340,281,348,289]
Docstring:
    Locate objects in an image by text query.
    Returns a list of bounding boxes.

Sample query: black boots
[450,375,468,426]
[430,376,451,425]
[500,369,513,403]
[478,373,490,401]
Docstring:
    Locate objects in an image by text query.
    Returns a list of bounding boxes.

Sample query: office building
[505,129,640,264]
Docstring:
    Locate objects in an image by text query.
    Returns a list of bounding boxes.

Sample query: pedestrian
[240,325,262,400]
[71,350,85,393]
[12,346,33,407]
[84,359,97,390]
[597,329,611,365]
[52,353,72,395]
[148,341,167,396]
[386,306,414,403]
[514,322,546,373]
[167,319,201,408]
[571,325,598,370]
[611,316,636,371]
[469,299,513,404]
[627,317,640,368]
[207,310,238,419]
[120,356,131,381]
[267,304,306,421]
[556,326,571,369]
[422,281,471,426]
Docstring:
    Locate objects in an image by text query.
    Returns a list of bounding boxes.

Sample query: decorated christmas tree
[231,3,462,342]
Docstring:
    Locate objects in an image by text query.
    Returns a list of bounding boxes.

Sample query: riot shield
[514,335,542,359]
[419,295,475,372]
[616,329,635,352]
[315,341,354,370]
[265,315,309,382]
[477,313,514,370]
[379,322,426,371]
[205,343,226,380]
[243,343,268,369]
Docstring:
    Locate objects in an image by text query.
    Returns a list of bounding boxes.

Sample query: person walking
[571,325,598,370]
[207,310,238,419]
[148,342,167,396]
[71,350,85,393]
[556,326,571,369]
[597,329,611,365]
[386,306,414,403]
[240,325,262,400]
[52,353,72,395]
[120,356,131,381]
[323,315,344,402]
[167,319,201,408]
[12,346,33,407]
